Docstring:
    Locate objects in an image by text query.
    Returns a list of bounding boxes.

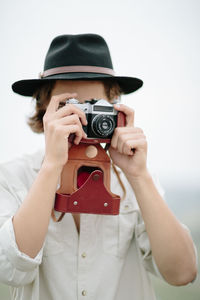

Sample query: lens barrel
[91,115,115,137]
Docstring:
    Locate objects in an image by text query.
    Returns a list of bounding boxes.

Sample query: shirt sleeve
[0,217,43,287]
[0,174,43,287]
[135,220,164,279]
[134,174,198,281]
[135,219,198,282]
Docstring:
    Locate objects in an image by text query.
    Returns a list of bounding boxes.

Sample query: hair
[27,79,122,133]
[27,79,126,222]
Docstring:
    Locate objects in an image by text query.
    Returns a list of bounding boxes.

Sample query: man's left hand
[109,104,148,179]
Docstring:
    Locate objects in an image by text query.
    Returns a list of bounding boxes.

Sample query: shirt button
[81,252,87,258]
[82,290,87,296]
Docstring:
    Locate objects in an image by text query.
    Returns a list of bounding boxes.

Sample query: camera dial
[92,115,115,137]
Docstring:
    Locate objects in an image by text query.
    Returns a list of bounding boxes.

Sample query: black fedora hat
[12,34,143,96]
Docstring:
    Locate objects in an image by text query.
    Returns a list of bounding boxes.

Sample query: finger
[114,103,135,127]
[55,104,88,125]
[111,127,143,149]
[55,114,83,127]
[123,139,147,155]
[117,133,146,153]
[55,114,87,141]
[114,126,143,135]
[46,93,78,114]
[63,124,85,145]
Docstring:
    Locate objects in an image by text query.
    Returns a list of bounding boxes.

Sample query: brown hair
[27,80,56,133]
[27,79,122,133]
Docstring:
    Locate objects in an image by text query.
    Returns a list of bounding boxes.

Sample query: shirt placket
[77,214,91,299]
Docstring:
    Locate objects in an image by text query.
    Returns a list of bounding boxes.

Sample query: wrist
[41,159,63,176]
[125,169,152,189]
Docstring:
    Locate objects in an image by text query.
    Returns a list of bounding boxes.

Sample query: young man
[0,34,197,300]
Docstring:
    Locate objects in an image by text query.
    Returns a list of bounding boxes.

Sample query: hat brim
[12,73,143,97]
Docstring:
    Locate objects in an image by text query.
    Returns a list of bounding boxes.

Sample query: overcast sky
[1,0,199,187]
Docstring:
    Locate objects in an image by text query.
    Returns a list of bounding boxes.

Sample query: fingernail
[115,104,120,109]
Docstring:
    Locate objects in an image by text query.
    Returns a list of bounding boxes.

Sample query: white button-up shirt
[0,149,166,300]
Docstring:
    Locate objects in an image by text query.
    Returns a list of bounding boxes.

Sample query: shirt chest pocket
[43,213,77,257]
[43,222,65,256]
[103,205,137,258]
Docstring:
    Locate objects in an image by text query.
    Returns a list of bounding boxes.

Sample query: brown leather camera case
[54,143,120,216]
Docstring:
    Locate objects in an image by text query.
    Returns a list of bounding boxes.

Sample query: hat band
[39,65,115,78]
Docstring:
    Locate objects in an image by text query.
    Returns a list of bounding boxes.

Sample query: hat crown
[44,34,113,71]
[12,33,143,97]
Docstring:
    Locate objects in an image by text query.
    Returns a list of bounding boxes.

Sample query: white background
[1,0,199,187]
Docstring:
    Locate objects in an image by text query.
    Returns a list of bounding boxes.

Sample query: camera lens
[91,115,115,137]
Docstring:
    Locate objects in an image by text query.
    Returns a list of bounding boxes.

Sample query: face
[51,80,109,103]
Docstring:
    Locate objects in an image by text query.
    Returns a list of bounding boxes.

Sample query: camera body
[65,99,125,143]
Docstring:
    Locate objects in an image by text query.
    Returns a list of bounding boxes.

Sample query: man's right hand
[42,93,87,171]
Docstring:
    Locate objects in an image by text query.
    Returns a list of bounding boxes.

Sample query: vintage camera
[65,98,125,143]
